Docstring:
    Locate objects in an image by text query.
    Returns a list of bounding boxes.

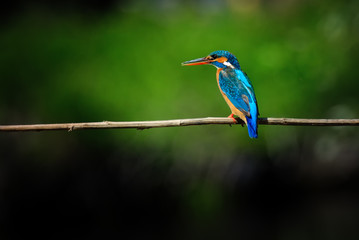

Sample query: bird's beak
[182,57,211,66]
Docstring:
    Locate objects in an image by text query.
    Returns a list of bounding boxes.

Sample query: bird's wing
[218,69,257,116]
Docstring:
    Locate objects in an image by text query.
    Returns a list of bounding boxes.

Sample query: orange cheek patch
[214,57,228,63]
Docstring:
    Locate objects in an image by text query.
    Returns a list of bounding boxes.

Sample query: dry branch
[0,117,358,132]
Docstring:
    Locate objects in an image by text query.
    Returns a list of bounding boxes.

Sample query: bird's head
[182,50,240,69]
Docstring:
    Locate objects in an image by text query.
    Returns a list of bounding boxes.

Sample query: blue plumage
[182,50,259,138]
[218,68,258,138]
[245,102,258,139]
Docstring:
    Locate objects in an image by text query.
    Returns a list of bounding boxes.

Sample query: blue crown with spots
[209,50,241,69]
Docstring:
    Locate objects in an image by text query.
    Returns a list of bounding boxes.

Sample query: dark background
[1,0,359,239]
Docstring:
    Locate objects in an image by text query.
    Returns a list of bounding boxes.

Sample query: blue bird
[182,50,259,138]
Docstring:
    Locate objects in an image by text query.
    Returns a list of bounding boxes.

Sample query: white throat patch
[223,61,234,69]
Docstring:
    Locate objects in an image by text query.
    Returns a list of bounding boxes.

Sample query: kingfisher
[182,50,259,138]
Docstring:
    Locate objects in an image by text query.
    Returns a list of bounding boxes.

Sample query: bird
[182,50,259,138]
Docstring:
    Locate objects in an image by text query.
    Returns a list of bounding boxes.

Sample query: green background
[1,0,359,238]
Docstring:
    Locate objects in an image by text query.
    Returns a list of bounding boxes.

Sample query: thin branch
[0,117,358,132]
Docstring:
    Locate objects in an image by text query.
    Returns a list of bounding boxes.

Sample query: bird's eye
[207,54,217,60]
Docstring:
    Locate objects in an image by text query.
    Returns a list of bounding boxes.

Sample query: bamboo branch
[0,117,358,132]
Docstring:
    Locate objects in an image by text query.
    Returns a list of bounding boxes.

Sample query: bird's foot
[228,113,237,123]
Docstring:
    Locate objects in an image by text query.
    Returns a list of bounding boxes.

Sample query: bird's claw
[228,114,246,127]
[228,113,237,123]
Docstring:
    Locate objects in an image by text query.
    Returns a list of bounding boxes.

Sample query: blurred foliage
[1,0,359,238]
[1,0,358,158]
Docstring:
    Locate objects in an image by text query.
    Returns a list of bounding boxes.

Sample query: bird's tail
[245,108,258,139]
